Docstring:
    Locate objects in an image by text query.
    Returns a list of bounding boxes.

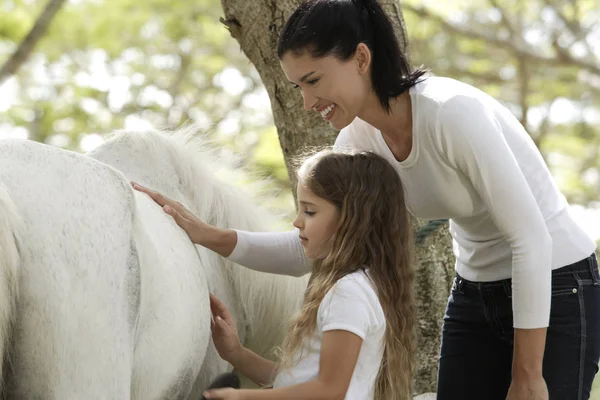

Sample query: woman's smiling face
[280,45,372,130]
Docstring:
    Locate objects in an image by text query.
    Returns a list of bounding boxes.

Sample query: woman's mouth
[319,104,336,120]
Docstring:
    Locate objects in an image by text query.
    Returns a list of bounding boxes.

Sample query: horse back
[0,139,139,398]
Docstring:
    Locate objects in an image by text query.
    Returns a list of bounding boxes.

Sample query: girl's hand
[203,388,240,399]
[210,294,243,363]
[131,182,210,244]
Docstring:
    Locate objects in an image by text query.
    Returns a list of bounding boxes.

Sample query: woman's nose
[302,92,317,111]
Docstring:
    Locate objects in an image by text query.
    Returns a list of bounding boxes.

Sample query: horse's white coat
[0,129,307,399]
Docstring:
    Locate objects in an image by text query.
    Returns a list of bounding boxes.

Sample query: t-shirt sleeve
[436,95,552,329]
[226,228,312,277]
[319,275,382,340]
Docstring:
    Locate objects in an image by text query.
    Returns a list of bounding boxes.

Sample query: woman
[135,0,599,399]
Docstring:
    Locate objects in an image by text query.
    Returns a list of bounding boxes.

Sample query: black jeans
[437,253,600,400]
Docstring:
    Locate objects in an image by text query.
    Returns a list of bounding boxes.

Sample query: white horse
[0,128,308,399]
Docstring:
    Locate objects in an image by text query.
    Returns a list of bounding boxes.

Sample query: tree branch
[532,98,557,152]
[487,0,517,39]
[402,3,600,76]
[517,57,530,130]
[542,0,594,57]
[445,65,508,84]
[0,0,68,86]
[167,52,192,97]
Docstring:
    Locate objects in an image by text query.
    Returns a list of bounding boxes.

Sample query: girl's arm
[207,330,363,400]
[206,275,379,400]
[226,346,279,387]
[209,295,278,386]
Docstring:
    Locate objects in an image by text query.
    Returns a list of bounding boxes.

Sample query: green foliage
[402,0,599,207]
[0,8,33,41]
[0,0,598,218]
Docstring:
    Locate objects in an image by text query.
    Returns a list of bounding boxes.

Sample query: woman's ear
[355,43,371,75]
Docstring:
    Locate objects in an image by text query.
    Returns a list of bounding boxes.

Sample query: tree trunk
[220,0,454,395]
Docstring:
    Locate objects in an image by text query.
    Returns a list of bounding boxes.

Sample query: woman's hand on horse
[131,182,238,257]
[210,294,243,363]
[131,182,207,241]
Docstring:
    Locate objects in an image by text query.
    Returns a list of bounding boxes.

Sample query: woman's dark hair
[277,0,428,112]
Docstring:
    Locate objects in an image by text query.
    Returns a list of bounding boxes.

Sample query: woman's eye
[307,78,319,85]
[303,211,315,216]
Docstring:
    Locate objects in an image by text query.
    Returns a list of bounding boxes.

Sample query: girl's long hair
[278,149,416,400]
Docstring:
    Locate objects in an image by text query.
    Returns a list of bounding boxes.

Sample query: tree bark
[0,0,67,86]
[220,0,454,395]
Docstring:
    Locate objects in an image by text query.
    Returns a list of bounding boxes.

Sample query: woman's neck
[358,91,413,161]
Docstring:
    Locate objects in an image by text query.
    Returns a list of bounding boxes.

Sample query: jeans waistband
[454,253,599,292]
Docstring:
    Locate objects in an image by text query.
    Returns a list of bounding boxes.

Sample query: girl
[136,149,415,399]
[136,0,600,399]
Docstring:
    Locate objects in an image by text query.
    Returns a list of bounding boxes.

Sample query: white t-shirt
[228,75,597,329]
[272,270,386,399]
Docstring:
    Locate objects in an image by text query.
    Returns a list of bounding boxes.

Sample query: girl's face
[292,182,340,259]
[280,44,372,131]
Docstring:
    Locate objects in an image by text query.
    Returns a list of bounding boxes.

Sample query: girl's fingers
[203,388,234,399]
[209,294,229,316]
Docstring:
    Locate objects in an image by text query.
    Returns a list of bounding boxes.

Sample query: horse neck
[91,130,306,356]
[87,132,187,204]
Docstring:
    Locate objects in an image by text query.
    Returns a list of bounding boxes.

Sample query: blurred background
[1,0,599,393]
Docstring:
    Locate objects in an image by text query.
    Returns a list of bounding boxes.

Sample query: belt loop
[457,277,465,294]
[588,253,600,285]
[452,275,466,294]
[502,280,512,298]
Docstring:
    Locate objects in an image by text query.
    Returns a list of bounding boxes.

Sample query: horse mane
[99,126,307,358]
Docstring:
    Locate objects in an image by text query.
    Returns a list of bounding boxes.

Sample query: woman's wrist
[512,328,546,379]
[197,225,237,257]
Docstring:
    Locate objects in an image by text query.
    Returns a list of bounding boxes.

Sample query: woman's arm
[227,229,311,277]
[436,96,551,392]
[132,183,311,277]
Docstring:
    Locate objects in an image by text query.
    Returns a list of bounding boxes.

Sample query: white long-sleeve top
[228,76,596,329]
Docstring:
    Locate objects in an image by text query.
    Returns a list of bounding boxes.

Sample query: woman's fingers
[132,182,195,220]
[131,182,166,204]
[132,182,177,208]
[163,205,193,231]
